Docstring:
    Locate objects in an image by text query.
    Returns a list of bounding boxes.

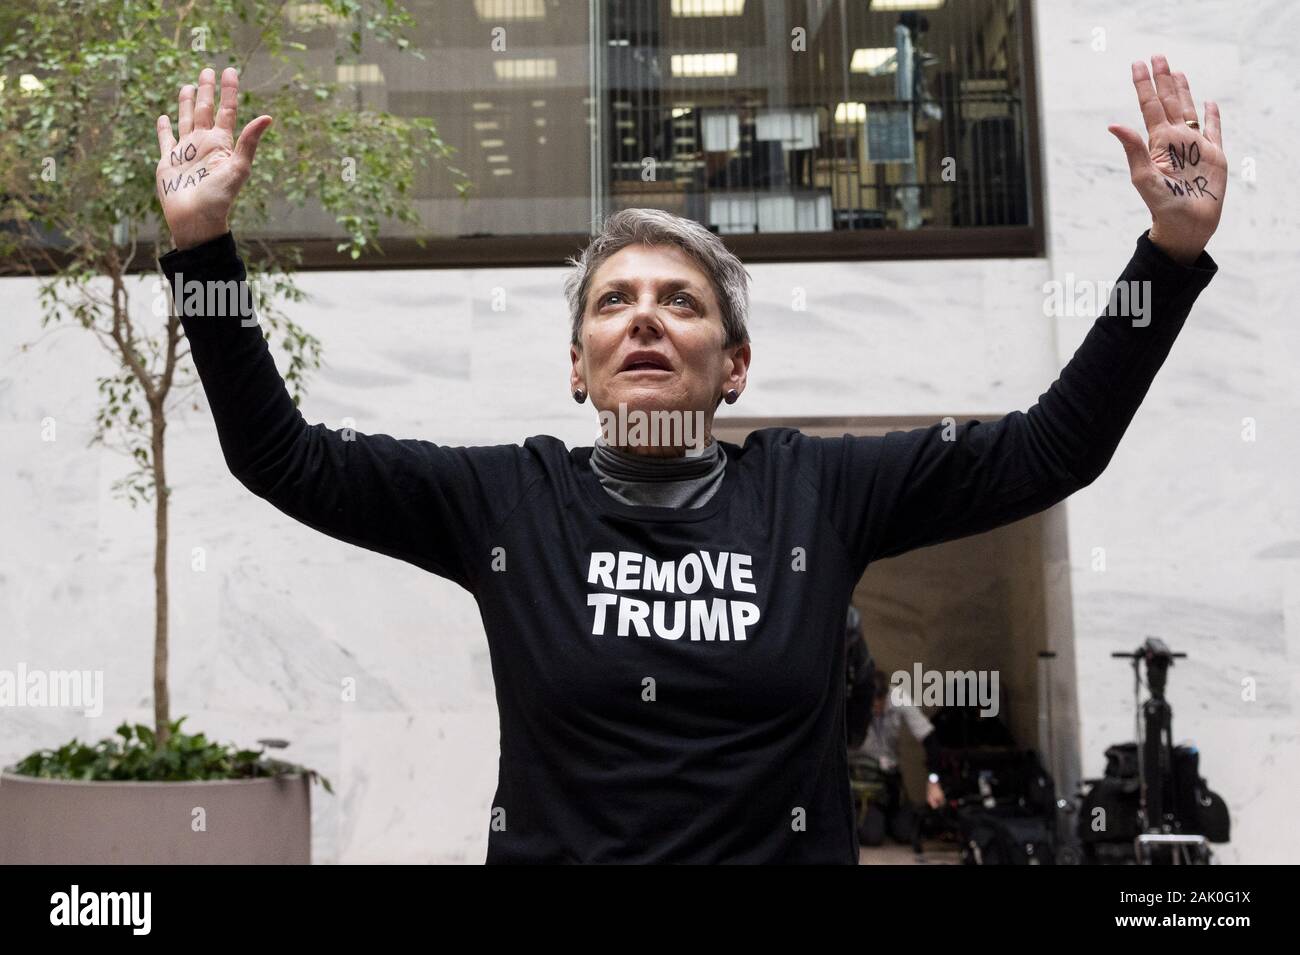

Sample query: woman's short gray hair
[564,208,751,350]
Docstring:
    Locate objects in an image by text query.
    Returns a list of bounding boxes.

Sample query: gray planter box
[0,770,311,864]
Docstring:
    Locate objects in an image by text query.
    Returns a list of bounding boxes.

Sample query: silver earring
[573,388,587,404]
[724,388,739,405]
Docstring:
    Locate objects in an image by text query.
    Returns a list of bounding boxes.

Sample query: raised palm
[1108,55,1226,264]
[155,67,272,251]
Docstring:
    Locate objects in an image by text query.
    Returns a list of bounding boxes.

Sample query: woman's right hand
[156,66,273,251]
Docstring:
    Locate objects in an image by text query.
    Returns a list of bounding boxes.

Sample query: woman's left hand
[1108,55,1226,265]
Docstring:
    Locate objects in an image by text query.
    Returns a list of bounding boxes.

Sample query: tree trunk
[152,402,170,747]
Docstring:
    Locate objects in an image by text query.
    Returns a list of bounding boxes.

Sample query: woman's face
[570,243,749,451]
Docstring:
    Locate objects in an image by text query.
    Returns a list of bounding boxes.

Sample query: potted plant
[0,719,326,864]
[0,0,466,863]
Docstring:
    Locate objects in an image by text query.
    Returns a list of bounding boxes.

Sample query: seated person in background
[854,671,947,847]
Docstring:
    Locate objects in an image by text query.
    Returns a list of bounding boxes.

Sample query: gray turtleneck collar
[590,434,727,509]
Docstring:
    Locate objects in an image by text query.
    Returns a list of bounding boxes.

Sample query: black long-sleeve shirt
[160,230,1217,863]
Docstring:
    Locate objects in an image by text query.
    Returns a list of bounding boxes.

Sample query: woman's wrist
[1147,223,1206,266]
[170,217,231,252]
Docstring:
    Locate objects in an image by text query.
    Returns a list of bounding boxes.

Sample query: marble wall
[1033,0,1300,865]
[2,0,1296,863]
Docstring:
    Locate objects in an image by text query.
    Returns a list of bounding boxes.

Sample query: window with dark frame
[383,0,1040,266]
[14,0,1045,271]
[600,0,1035,237]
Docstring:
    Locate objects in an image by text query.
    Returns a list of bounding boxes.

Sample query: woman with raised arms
[156,56,1223,863]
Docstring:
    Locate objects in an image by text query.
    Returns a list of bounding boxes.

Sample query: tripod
[1110,638,1211,864]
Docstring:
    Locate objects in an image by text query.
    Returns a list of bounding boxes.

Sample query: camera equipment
[927,682,1064,865]
[1074,637,1230,864]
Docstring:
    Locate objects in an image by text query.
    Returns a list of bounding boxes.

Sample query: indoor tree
[0,0,467,753]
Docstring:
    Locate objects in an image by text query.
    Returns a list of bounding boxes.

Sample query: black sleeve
[801,230,1218,574]
[159,232,539,592]
[922,730,941,776]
